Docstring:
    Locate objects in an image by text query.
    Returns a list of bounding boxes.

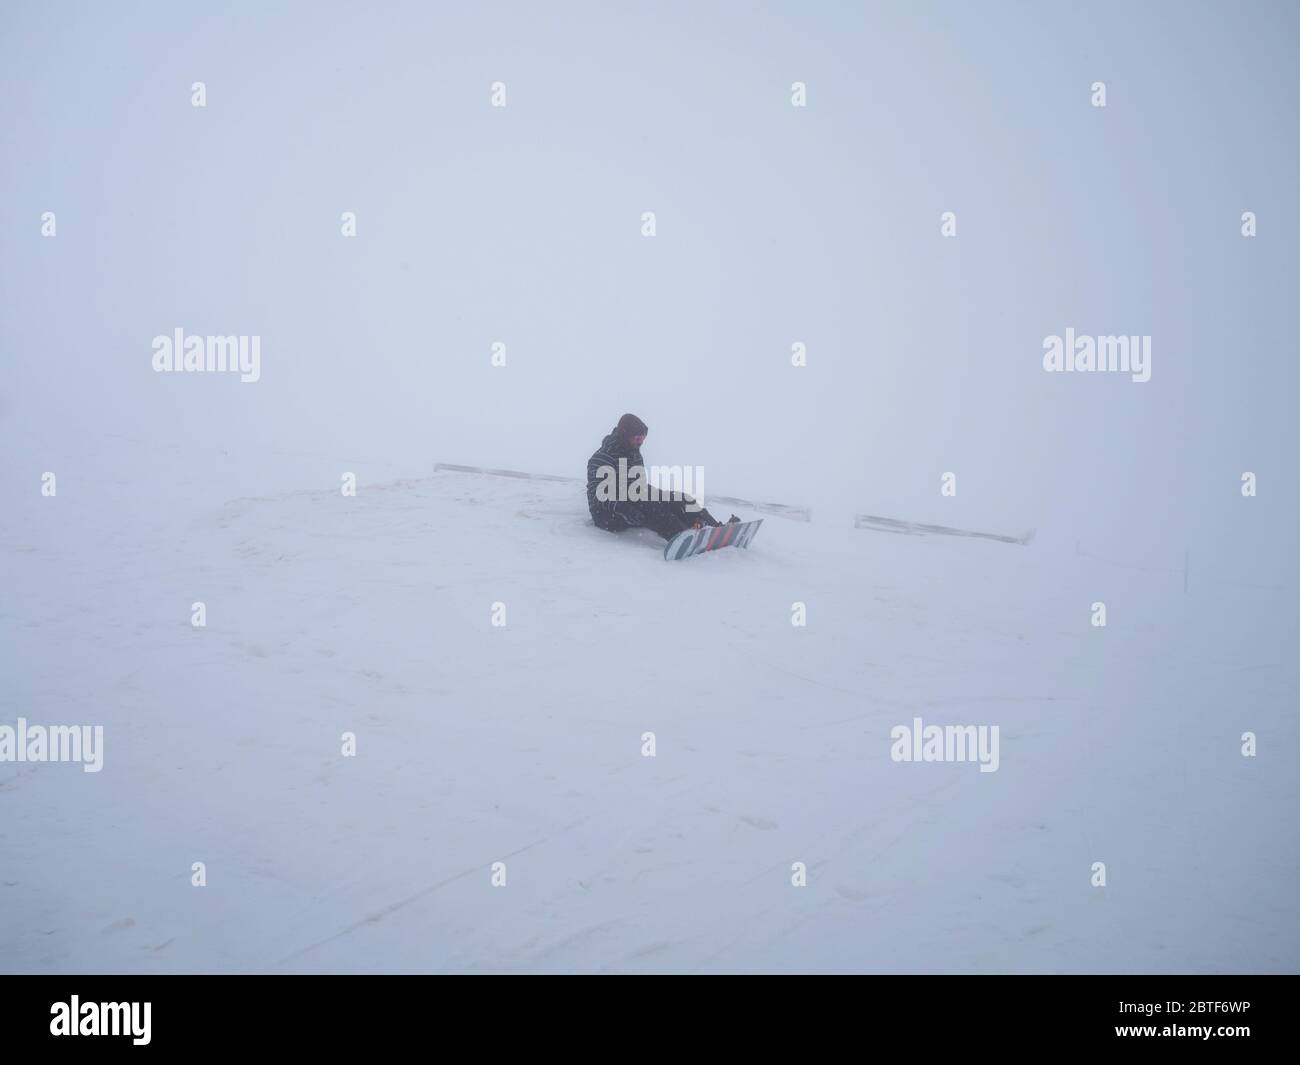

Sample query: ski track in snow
[1,467,1298,973]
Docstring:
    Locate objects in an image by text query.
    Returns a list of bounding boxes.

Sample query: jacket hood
[601,431,638,456]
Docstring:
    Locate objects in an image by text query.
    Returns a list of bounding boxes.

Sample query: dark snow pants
[603,494,721,541]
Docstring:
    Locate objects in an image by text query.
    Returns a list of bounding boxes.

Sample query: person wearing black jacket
[586,413,733,540]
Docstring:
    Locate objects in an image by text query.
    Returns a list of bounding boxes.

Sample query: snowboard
[664,518,763,560]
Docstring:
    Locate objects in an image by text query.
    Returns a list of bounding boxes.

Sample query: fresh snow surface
[2,466,1297,974]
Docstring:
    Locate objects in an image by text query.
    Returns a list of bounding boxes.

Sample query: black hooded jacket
[586,430,645,529]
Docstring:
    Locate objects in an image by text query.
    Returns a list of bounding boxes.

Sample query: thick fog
[4,1,1296,570]
[3,0,1299,981]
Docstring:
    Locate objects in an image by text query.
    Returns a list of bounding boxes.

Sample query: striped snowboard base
[663,518,764,560]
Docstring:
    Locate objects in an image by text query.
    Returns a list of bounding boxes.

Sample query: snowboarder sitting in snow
[586,413,736,540]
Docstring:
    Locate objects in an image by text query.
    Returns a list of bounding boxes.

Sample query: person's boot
[691,513,742,530]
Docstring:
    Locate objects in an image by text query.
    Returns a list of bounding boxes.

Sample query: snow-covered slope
[2,467,1296,973]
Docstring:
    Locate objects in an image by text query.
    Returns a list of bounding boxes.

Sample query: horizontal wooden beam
[854,513,1034,546]
[435,464,812,522]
